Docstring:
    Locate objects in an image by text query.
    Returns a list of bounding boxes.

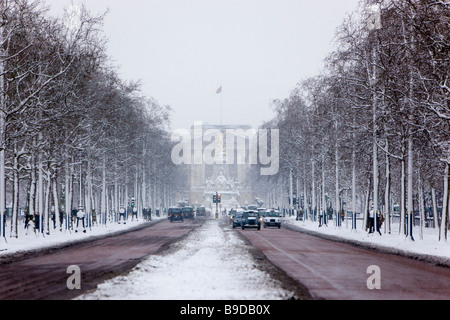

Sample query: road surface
[2,216,449,300]
[0,218,204,300]
[237,224,450,300]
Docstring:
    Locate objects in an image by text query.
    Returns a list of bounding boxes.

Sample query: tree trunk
[64,158,72,231]
[142,143,147,211]
[11,144,19,238]
[0,22,6,239]
[38,141,44,234]
[352,113,357,231]
[431,187,438,229]
[321,153,326,226]
[289,168,293,215]
[28,152,36,218]
[44,170,51,235]
[400,156,406,235]
[101,156,107,225]
[407,134,414,240]
[385,138,391,234]
[439,163,449,242]
[418,173,425,240]
[363,178,370,231]
[335,132,340,227]
[52,174,60,231]
[312,160,316,222]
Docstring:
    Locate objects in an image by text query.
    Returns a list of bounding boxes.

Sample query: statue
[215,171,227,189]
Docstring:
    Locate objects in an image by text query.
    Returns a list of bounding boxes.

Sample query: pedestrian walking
[118,205,126,224]
[368,209,382,235]
[132,206,138,221]
[34,212,41,233]
[368,209,374,234]
[142,207,147,221]
[24,213,34,234]
[76,206,86,233]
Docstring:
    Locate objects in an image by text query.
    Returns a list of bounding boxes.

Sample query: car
[231,213,244,229]
[257,208,267,220]
[169,207,184,223]
[196,206,206,217]
[263,210,281,228]
[241,210,261,230]
[182,206,194,219]
[229,208,244,225]
[168,207,175,219]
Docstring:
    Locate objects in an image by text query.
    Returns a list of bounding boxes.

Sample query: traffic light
[131,197,135,207]
[217,194,221,203]
[213,194,216,203]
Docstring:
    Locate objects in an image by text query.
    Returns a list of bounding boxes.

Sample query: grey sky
[46,0,361,130]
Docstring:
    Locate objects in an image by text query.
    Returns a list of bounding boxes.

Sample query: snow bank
[77,219,293,300]
[0,218,159,256]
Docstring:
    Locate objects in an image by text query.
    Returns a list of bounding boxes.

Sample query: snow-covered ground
[0,218,157,256]
[282,216,450,265]
[1,212,449,300]
[77,219,294,300]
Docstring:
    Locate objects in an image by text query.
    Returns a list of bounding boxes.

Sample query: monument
[187,123,253,209]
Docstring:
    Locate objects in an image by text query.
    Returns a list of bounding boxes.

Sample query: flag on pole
[216,86,222,94]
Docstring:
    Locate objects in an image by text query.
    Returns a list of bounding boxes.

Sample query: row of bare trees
[1,1,182,238]
[254,0,449,241]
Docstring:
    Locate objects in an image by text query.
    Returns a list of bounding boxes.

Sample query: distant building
[186,122,254,209]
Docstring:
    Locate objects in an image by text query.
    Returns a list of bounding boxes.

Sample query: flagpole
[216,85,223,126]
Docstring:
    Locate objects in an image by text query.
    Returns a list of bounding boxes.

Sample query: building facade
[186,122,255,209]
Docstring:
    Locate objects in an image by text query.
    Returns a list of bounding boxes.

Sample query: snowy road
[3,214,447,301]
[0,219,202,299]
[239,224,450,300]
[78,218,305,300]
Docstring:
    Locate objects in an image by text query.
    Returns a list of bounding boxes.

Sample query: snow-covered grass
[77,219,294,300]
[0,217,161,256]
[282,216,450,265]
